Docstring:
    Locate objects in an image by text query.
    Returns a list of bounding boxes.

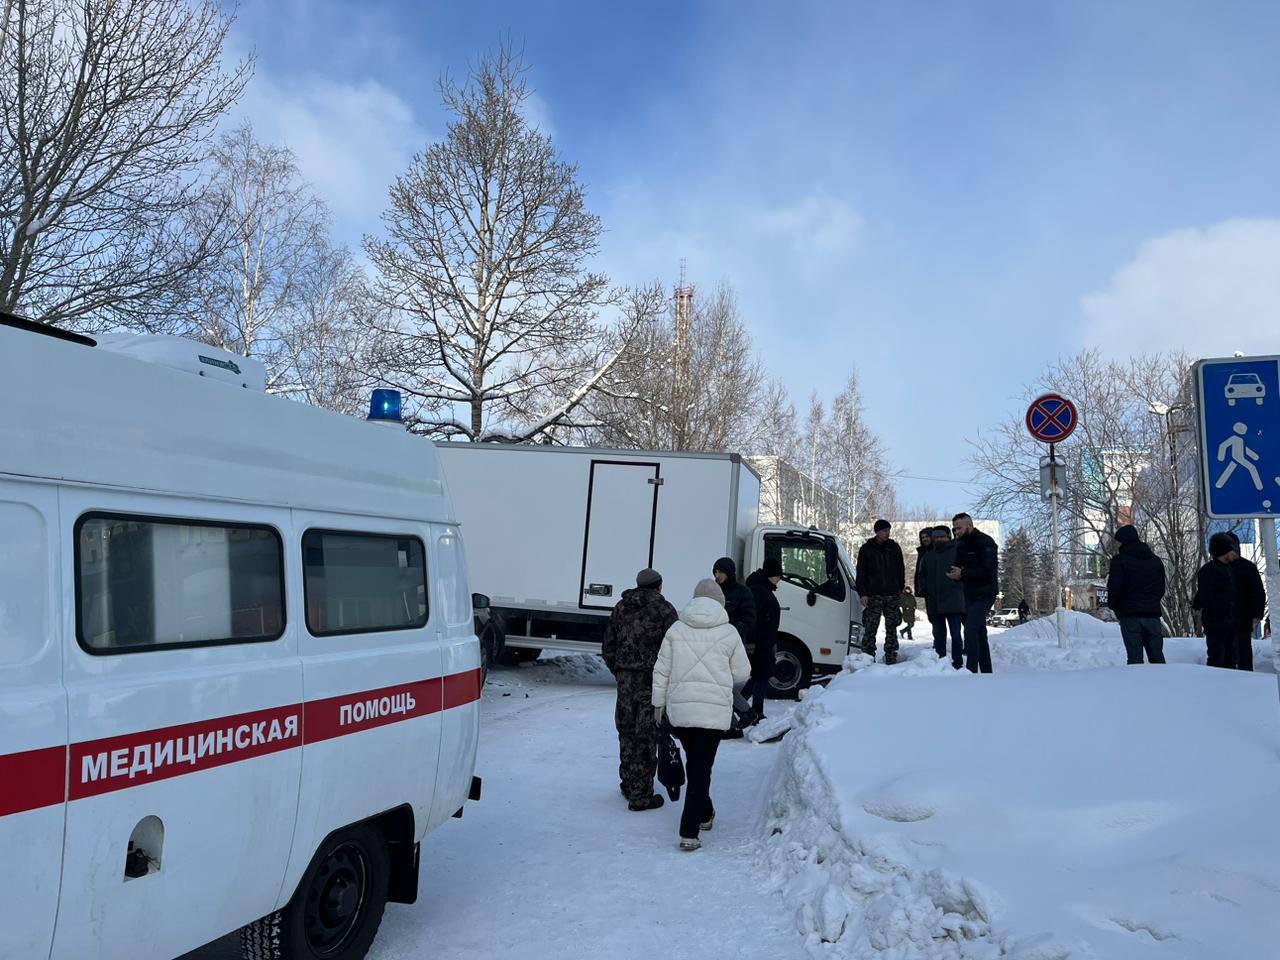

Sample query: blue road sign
[1196,355,1280,519]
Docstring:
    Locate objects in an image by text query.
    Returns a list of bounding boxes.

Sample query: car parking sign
[1196,355,1280,519]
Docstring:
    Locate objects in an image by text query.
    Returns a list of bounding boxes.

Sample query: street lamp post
[1150,400,1200,634]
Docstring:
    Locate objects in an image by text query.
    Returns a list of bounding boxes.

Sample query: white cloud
[233,73,428,245]
[1082,219,1280,356]
[750,188,864,266]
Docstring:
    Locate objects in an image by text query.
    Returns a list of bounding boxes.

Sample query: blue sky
[226,0,1280,512]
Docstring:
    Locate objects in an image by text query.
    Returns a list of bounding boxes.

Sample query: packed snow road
[185,655,806,960]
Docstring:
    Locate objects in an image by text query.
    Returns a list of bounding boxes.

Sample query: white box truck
[436,443,861,693]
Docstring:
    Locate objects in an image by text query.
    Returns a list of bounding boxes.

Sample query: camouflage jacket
[602,587,679,673]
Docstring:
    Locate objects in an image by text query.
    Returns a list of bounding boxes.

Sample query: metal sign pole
[1049,442,1066,649]
[1261,517,1280,704]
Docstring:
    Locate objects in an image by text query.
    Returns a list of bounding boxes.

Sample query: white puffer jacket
[652,597,751,731]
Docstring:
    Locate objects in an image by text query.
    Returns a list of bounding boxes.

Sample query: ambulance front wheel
[241,823,390,960]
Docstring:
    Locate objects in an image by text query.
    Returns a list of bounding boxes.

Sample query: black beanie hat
[1114,525,1139,545]
[1209,532,1236,559]
[713,556,737,580]
[762,557,783,578]
[873,519,891,533]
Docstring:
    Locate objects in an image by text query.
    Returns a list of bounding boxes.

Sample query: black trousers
[1229,625,1255,671]
[931,612,964,667]
[963,598,994,673]
[1205,621,1234,668]
[673,727,722,839]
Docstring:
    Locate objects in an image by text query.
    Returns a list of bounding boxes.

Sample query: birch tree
[365,46,634,441]
[0,0,250,328]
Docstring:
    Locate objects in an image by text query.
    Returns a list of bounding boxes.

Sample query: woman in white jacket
[652,578,751,850]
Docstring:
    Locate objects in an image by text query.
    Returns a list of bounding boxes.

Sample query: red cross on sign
[1025,393,1078,443]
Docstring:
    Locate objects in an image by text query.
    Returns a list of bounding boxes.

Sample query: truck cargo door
[579,461,660,609]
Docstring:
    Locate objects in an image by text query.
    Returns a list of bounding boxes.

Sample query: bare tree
[365,45,634,442]
[593,279,789,453]
[178,123,341,392]
[0,0,250,328]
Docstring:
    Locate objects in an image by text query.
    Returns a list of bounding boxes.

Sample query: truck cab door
[0,483,66,960]
[762,532,851,683]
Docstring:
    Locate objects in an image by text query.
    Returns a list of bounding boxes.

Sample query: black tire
[241,824,390,960]
[769,638,813,699]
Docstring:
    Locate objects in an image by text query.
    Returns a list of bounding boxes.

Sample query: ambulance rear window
[302,530,428,636]
[75,514,285,654]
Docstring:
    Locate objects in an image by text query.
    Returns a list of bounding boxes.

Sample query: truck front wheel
[769,638,812,699]
[241,823,390,960]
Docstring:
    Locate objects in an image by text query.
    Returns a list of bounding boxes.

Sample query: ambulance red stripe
[1,668,483,817]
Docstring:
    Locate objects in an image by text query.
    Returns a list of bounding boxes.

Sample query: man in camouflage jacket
[602,568,679,810]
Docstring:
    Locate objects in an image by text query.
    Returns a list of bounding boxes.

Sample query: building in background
[748,456,841,533]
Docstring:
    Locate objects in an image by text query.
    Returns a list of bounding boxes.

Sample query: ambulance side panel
[51,491,304,960]
[278,511,444,908]
[425,524,481,833]
[0,482,66,960]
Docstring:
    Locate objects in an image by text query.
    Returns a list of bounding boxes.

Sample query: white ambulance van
[0,313,482,960]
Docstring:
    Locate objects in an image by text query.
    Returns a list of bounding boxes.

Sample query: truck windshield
[836,539,854,584]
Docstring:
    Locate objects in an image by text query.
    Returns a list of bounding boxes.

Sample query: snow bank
[764,665,1280,957]
[993,610,1274,674]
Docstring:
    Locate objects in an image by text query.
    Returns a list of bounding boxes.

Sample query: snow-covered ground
[764,614,1280,958]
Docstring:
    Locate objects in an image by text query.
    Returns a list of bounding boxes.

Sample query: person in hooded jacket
[652,579,751,851]
[1194,533,1238,668]
[1105,525,1167,665]
[712,556,757,649]
[921,525,965,667]
[856,519,906,663]
[744,557,782,717]
[947,513,998,673]
[1224,531,1265,671]
[601,568,679,810]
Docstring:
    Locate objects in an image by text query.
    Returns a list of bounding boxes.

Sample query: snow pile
[763,665,1280,957]
[488,652,615,689]
[993,610,1274,674]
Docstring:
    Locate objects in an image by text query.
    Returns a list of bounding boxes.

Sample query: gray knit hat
[636,568,662,588]
[693,578,725,605]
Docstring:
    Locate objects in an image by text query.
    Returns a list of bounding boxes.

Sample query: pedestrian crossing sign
[1196,355,1280,519]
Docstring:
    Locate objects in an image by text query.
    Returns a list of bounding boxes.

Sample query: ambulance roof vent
[95,334,266,391]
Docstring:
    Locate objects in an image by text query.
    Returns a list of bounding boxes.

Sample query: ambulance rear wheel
[241,823,390,960]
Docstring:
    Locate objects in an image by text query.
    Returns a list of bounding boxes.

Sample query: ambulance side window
[75,513,285,654]
[302,530,428,636]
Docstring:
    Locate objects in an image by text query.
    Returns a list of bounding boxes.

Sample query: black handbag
[656,722,685,801]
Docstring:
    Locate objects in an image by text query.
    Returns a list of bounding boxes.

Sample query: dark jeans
[673,727,721,839]
[931,612,964,667]
[963,598,993,673]
[1118,617,1165,664]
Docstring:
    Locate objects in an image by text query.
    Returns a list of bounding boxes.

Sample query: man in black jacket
[856,519,906,664]
[713,556,757,648]
[601,568,678,810]
[1106,525,1167,664]
[947,513,998,673]
[744,558,783,716]
[1225,531,1266,671]
[921,525,966,667]
[1194,534,1238,668]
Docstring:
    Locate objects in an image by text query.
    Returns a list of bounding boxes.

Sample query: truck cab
[749,525,860,693]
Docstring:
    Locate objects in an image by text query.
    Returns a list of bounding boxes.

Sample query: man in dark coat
[713,556,757,648]
[947,513,998,673]
[744,557,783,716]
[913,528,933,598]
[601,568,678,810]
[921,525,966,667]
[1105,524,1167,665]
[1194,534,1238,669]
[1225,531,1265,671]
[856,519,906,664]
[1017,599,1030,623]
